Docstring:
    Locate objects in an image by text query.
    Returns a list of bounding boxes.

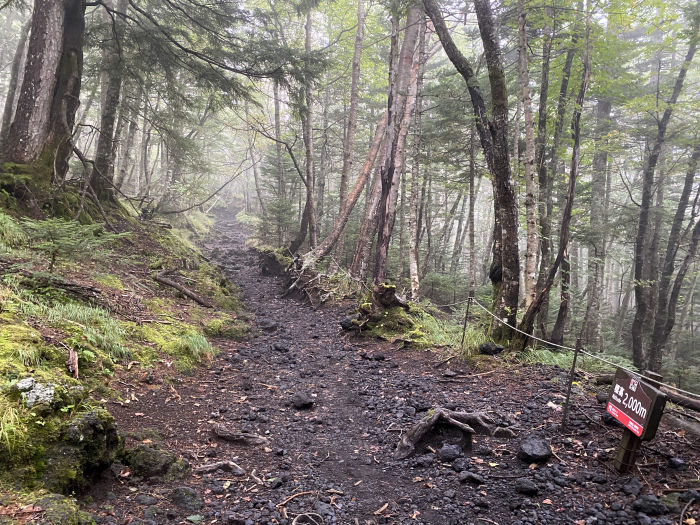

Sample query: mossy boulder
[258,246,292,276]
[35,493,96,525]
[42,409,122,493]
[123,443,189,481]
[202,313,250,341]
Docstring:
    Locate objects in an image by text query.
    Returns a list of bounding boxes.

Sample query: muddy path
[87,212,699,525]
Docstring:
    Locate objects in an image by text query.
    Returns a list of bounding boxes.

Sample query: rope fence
[466,296,700,402]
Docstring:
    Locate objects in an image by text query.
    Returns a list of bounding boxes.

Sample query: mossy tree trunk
[0,0,86,194]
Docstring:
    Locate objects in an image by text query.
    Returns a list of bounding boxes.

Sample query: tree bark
[632,40,697,369]
[409,19,428,301]
[333,0,366,269]
[92,0,127,200]
[373,7,422,286]
[0,20,31,150]
[582,98,611,351]
[273,79,285,196]
[518,0,537,309]
[514,14,591,350]
[423,0,518,340]
[1,0,86,187]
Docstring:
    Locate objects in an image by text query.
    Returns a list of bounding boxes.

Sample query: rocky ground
[83,212,700,525]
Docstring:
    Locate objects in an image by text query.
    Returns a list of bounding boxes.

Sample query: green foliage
[21,218,129,272]
[168,332,218,374]
[0,212,26,251]
[0,398,23,454]
[520,348,638,375]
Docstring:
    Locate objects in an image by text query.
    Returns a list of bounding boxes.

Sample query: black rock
[443,370,458,378]
[272,343,289,352]
[479,342,505,355]
[291,392,314,410]
[135,494,158,506]
[514,478,538,496]
[474,445,493,456]
[602,412,624,427]
[667,457,686,470]
[517,435,552,463]
[223,512,247,525]
[169,487,203,512]
[596,391,609,404]
[632,495,669,516]
[438,443,463,462]
[622,477,643,496]
[458,472,486,485]
[258,319,278,331]
[680,489,700,502]
[452,457,470,472]
[373,353,386,361]
[339,314,361,331]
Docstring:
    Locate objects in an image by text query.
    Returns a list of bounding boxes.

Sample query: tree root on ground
[213,423,270,446]
[394,408,516,460]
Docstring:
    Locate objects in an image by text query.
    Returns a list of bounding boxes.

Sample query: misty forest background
[1,0,700,392]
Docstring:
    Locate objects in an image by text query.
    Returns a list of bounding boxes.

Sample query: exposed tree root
[394,408,515,460]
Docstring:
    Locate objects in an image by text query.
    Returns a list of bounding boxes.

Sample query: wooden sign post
[606,368,666,473]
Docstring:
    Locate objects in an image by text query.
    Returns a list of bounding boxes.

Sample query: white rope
[469,297,700,402]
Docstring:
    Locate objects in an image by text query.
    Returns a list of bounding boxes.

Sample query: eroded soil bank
[84,212,700,525]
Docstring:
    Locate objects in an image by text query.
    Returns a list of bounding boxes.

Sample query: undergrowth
[520,347,638,374]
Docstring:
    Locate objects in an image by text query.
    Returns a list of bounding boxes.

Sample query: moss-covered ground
[0,203,249,514]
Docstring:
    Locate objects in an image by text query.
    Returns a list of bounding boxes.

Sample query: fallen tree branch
[153,269,214,308]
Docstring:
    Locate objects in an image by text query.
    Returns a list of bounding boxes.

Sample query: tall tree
[423,0,519,340]
[1,0,86,190]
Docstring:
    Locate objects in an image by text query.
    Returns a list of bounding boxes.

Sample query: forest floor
[84,210,700,525]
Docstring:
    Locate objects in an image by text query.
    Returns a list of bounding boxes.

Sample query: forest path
[86,210,698,525]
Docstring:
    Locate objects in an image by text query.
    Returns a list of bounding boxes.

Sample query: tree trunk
[632,40,697,369]
[301,111,388,266]
[0,20,31,150]
[535,29,578,336]
[582,98,611,351]
[1,0,86,188]
[648,142,700,370]
[409,22,428,300]
[518,0,537,309]
[273,80,285,196]
[349,140,386,281]
[333,0,365,269]
[373,8,422,286]
[514,15,591,350]
[289,11,317,254]
[396,165,407,283]
[423,0,518,340]
[92,0,127,200]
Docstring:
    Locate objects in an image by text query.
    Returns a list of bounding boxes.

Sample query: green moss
[202,312,250,341]
[93,274,124,290]
[257,246,293,275]
[363,304,463,350]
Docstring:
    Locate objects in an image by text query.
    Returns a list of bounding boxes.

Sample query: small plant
[22,218,128,272]
[0,212,26,251]
[171,332,217,362]
[14,346,43,368]
[0,398,23,454]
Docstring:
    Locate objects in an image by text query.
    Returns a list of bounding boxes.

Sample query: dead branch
[153,269,214,308]
[213,423,270,445]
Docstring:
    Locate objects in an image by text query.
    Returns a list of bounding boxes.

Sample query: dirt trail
[87,212,698,525]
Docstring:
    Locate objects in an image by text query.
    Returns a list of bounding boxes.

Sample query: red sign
[606,377,652,437]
